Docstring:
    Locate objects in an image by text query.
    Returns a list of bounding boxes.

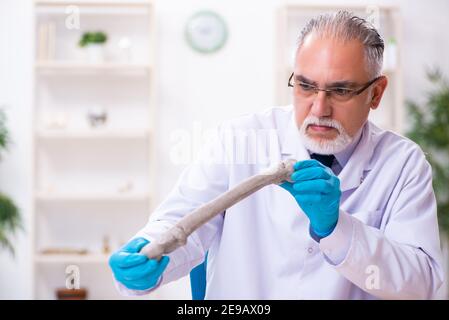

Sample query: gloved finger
[118,259,159,281]
[118,256,169,281]
[153,256,170,276]
[118,278,156,291]
[291,167,331,182]
[294,159,325,171]
[114,267,151,287]
[330,176,340,189]
[279,181,295,194]
[133,256,169,281]
[294,193,323,204]
[109,252,148,269]
[121,237,150,253]
[293,179,333,194]
[115,256,169,283]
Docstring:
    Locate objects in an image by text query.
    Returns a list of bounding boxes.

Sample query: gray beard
[299,117,353,155]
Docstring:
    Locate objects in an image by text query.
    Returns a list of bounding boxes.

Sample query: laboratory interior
[1,0,449,300]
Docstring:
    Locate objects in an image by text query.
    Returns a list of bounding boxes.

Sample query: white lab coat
[116,105,444,299]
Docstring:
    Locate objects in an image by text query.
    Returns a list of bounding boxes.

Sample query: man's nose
[310,91,332,117]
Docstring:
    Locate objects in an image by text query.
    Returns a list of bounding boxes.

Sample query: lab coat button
[307,247,313,254]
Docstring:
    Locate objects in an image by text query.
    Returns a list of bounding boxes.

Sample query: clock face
[185,11,228,53]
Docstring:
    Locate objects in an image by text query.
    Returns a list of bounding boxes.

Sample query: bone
[140,159,297,261]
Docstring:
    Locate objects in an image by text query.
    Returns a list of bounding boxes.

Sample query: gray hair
[297,10,384,78]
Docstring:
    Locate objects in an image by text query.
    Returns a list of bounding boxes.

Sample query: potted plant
[0,109,22,255]
[407,69,449,231]
[406,68,449,298]
[78,31,108,63]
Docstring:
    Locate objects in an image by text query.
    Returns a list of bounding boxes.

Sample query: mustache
[302,116,341,132]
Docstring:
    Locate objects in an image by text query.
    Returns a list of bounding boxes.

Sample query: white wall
[0,0,34,299]
[1,0,449,299]
[154,0,278,197]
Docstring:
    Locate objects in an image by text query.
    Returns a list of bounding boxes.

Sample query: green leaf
[78,31,108,47]
[0,109,10,153]
[406,68,449,234]
[0,192,22,256]
[0,108,22,256]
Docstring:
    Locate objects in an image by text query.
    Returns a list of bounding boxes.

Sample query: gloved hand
[280,159,341,238]
[109,237,170,291]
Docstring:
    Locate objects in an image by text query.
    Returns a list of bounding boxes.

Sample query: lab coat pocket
[349,209,383,229]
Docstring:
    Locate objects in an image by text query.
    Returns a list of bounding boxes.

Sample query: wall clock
[185,11,228,54]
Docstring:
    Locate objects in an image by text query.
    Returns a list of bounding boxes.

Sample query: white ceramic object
[86,43,105,63]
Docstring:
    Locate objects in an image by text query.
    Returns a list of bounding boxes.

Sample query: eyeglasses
[288,73,383,103]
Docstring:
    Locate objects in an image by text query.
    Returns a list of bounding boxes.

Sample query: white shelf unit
[32,0,158,299]
[35,61,152,75]
[275,4,403,133]
[37,128,150,140]
[35,192,151,202]
[35,253,109,264]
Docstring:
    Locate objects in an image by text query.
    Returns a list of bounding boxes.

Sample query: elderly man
[109,11,443,299]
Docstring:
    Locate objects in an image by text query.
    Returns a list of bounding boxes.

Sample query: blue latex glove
[109,237,170,291]
[280,159,341,238]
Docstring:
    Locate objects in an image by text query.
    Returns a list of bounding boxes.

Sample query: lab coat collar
[333,126,363,169]
[280,108,375,192]
[337,121,375,191]
[280,109,310,162]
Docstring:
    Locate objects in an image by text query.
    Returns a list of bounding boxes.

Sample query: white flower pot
[86,43,105,63]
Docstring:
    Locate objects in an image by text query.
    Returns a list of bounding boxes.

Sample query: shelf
[36,6,151,16]
[35,253,109,264]
[35,0,153,16]
[36,129,150,140]
[32,0,156,299]
[35,0,153,6]
[35,192,151,203]
[35,61,151,75]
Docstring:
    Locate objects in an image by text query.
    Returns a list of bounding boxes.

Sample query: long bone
[140,159,297,260]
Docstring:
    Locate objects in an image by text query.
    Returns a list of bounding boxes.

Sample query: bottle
[102,235,110,254]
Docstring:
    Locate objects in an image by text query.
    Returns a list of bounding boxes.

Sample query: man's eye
[332,88,352,96]
[298,82,315,91]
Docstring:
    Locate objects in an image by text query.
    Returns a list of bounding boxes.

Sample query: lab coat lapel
[280,111,310,161]
[338,121,375,192]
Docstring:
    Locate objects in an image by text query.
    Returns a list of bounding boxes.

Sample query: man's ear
[370,76,388,110]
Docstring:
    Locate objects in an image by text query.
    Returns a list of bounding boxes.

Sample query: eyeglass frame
[287,72,384,100]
